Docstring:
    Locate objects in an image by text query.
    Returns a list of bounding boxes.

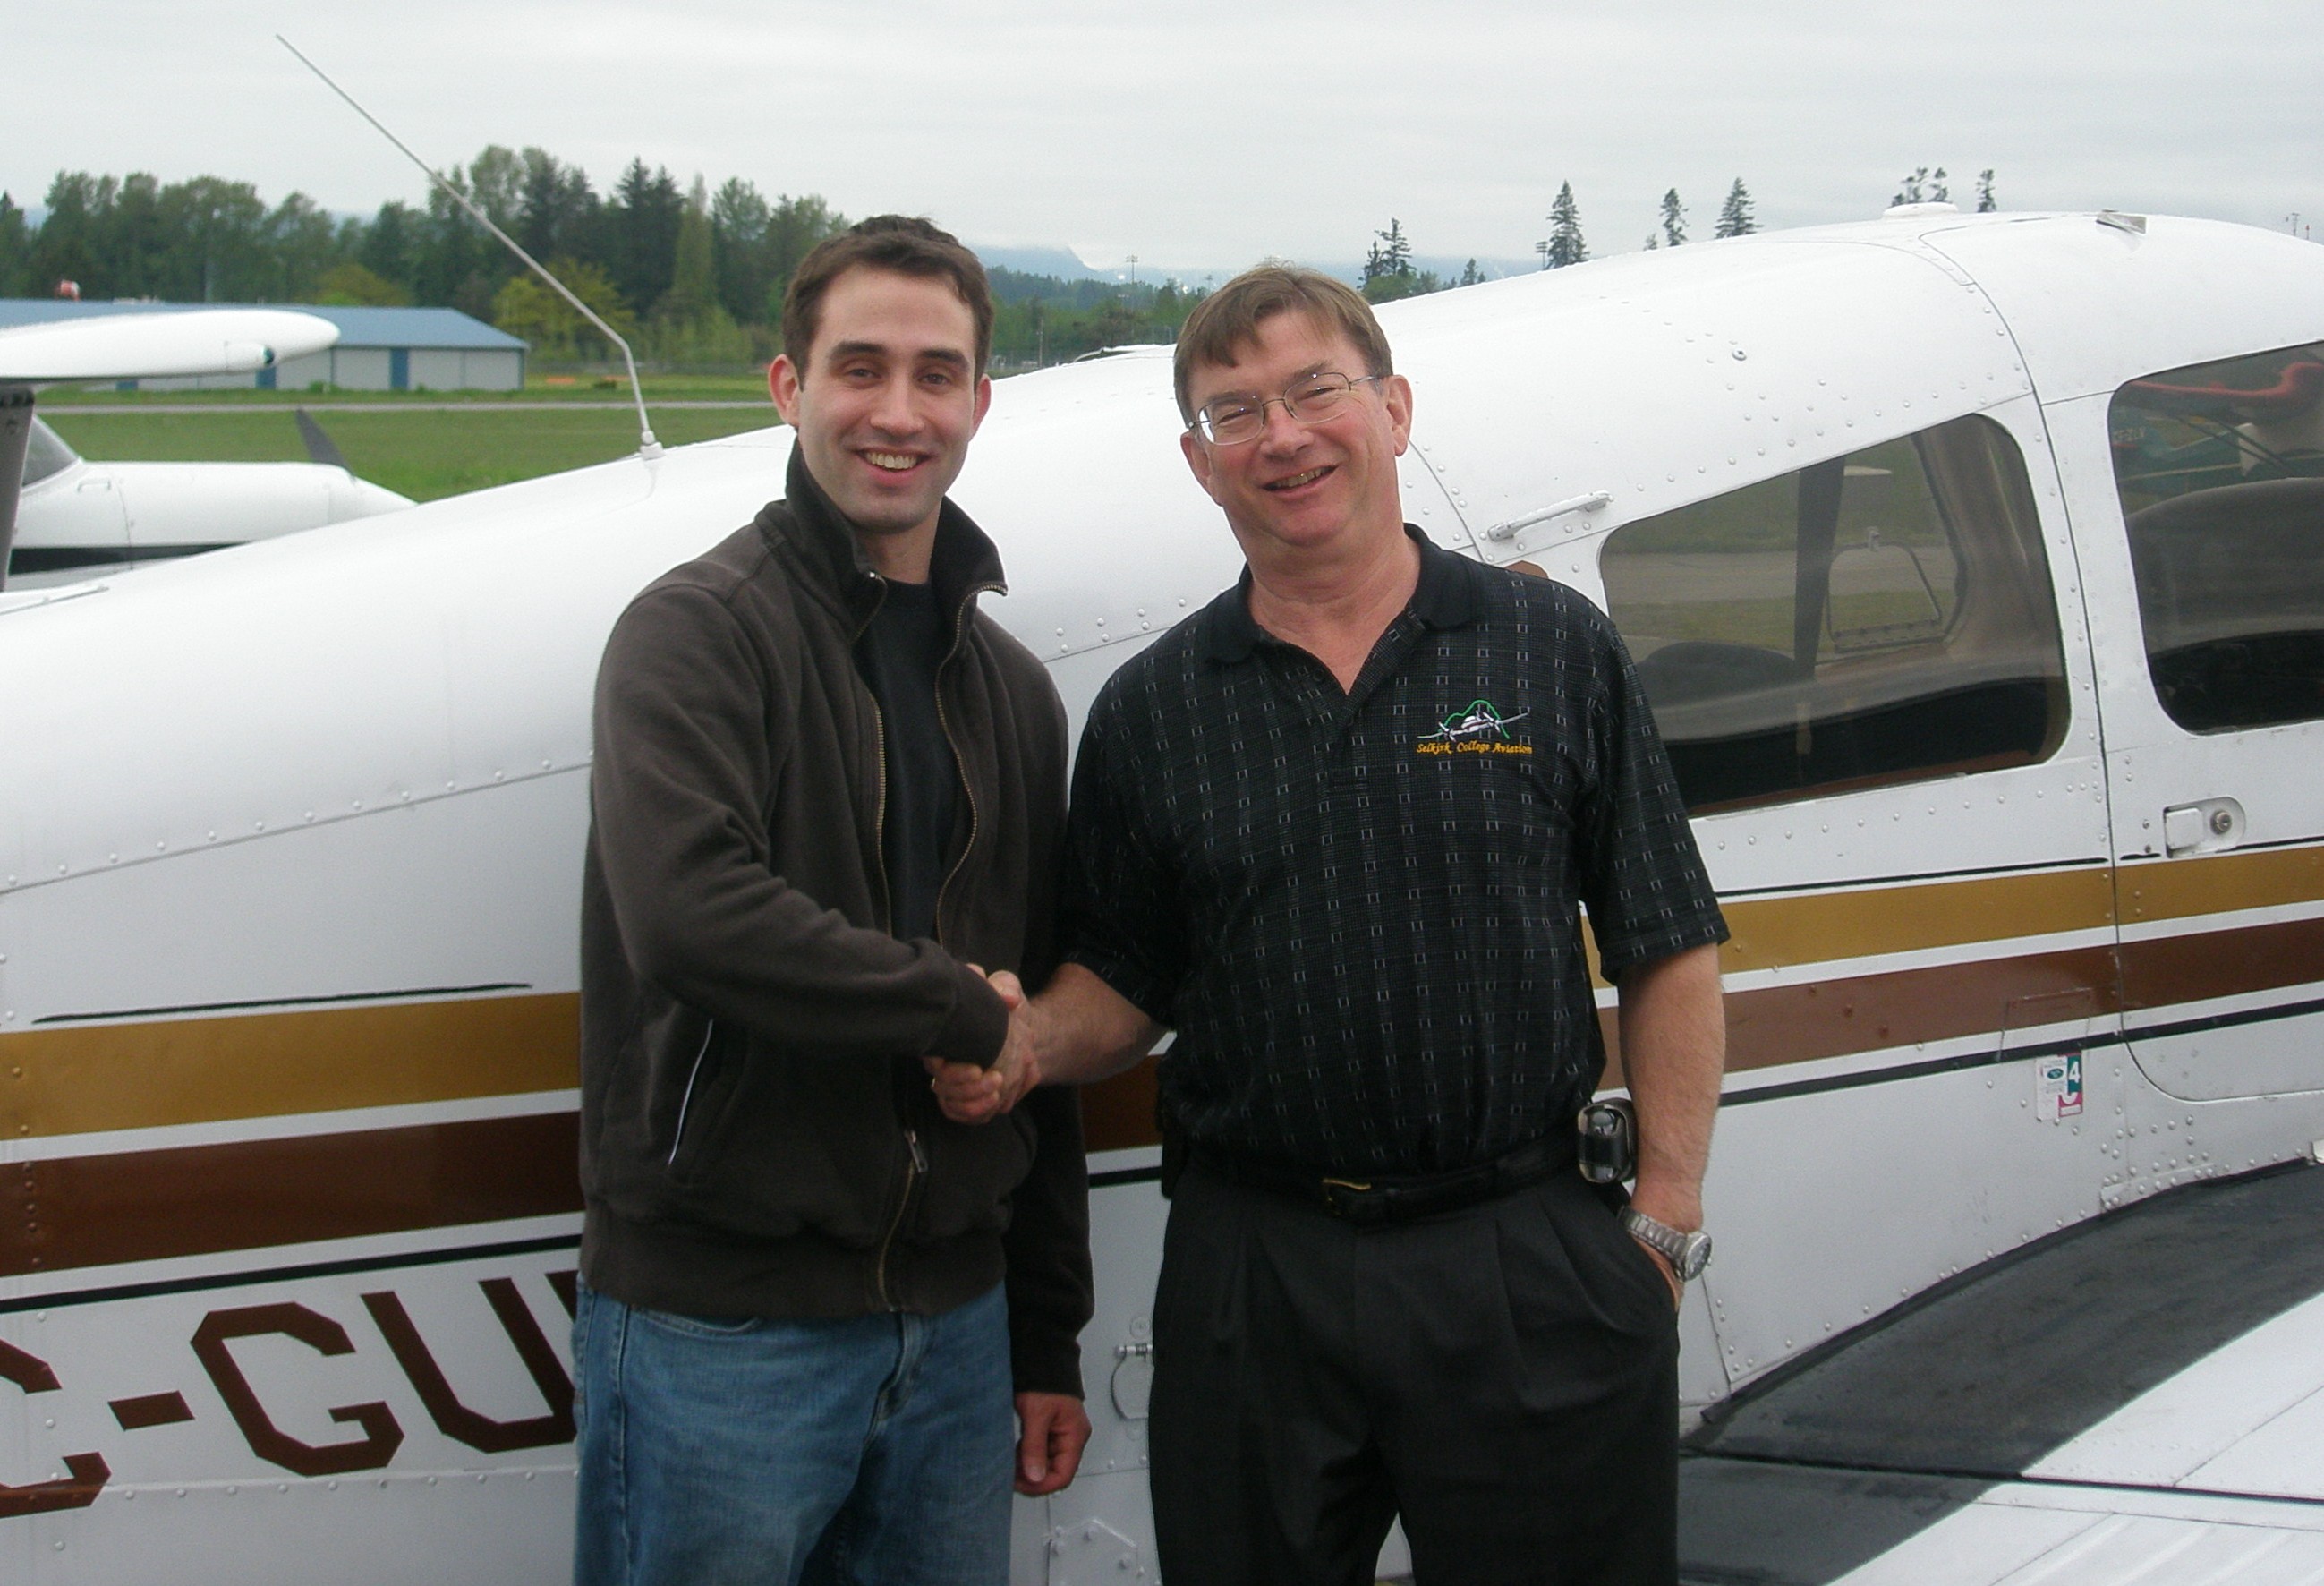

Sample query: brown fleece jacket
[577,448,1091,1397]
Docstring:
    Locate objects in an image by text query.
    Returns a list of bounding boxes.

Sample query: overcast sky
[13,1,2320,275]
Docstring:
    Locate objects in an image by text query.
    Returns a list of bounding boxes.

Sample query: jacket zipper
[864,575,993,1309]
[666,1018,719,1167]
[929,581,1000,942]
[874,1125,928,1309]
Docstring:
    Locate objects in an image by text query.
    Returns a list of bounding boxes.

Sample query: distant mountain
[971,246,1113,282]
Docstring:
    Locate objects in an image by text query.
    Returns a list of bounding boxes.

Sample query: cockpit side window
[2109,340,2324,734]
[1599,414,2067,813]
[21,417,80,487]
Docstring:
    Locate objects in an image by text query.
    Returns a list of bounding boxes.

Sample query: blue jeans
[572,1281,1015,1586]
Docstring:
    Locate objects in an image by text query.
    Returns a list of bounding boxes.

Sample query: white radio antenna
[277,35,662,459]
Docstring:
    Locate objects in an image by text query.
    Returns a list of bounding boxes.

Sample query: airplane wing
[1678,1161,2324,1583]
[0,308,339,385]
[0,308,342,590]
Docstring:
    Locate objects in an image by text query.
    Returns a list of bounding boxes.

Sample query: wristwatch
[1619,1207,1713,1282]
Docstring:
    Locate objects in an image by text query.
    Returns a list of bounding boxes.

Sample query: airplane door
[2054,337,2324,1104]
[1581,394,2117,1397]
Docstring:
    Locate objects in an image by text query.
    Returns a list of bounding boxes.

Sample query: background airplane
[0,308,411,592]
[0,209,2320,1584]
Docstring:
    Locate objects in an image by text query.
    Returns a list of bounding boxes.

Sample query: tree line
[1359,166,1999,301]
[1,158,2005,368]
[0,151,1204,371]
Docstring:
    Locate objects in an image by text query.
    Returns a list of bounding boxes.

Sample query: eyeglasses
[1188,371,1383,446]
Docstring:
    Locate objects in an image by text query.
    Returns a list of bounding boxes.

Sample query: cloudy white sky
[13,1,2320,275]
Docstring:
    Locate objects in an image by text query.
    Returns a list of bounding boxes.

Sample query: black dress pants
[1148,1159,1680,1586]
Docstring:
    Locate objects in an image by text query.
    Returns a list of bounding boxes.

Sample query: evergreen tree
[710,177,773,329]
[653,176,749,368]
[1459,258,1483,286]
[1976,169,1998,212]
[1361,219,1415,291]
[415,166,500,320]
[1543,182,1587,268]
[1362,218,1424,302]
[762,194,848,335]
[1659,188,1687,248]
[356,200,425,300]
[609,159,685,316]
[515,149,601,267]
[0,194,30,295]
[1714,179,1757,238]
[29,173,107,297]
[1892,166,1929,207]
[1929,167,1950,205]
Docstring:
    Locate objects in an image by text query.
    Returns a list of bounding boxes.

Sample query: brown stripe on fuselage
[2120,914,2324,1011]
[3,1113,579,1279]
[0,993,577,1139]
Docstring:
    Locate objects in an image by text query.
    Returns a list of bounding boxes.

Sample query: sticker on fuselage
[2038,1051,2085,1121]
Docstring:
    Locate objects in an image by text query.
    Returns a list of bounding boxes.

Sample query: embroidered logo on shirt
[1416,699,1535,755]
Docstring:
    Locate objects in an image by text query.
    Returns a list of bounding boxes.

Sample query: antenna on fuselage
[277,36,663,460]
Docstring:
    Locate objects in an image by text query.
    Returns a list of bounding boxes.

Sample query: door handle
[2163,797,2243,857]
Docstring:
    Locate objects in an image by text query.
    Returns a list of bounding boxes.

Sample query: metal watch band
[1620,1207,1713,1281]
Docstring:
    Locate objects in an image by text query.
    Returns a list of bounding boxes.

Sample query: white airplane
[1,309,410,591]
[0,209,2319,1586]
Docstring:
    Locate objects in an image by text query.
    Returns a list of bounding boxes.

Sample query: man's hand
[1629,1234,1684,1311]
[925,971,1042,1124]
[1014,1391,1090,1496]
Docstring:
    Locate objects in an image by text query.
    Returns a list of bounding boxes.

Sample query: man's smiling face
[1179,310,1411,566]
[770,266,992,545]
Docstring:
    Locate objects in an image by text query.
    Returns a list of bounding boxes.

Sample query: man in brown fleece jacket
[572,217,1092,1586]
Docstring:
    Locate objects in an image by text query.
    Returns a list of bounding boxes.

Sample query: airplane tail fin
[296,407,351,470]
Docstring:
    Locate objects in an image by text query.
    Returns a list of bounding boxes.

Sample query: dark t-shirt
[855,578,958,943]
[1061,532,1728,1176]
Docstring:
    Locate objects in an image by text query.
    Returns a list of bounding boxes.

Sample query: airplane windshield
[1600,413,2067,814]
[22,416,81,487]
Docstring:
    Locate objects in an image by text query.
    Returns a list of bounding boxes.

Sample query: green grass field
[43,402,784,502]
[42,371,775,405]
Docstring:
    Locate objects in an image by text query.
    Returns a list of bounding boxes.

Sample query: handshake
[924,968,1043,1125]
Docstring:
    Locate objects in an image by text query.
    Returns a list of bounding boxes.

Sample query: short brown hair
[1172,265,1393,422]
[780,216,995,378]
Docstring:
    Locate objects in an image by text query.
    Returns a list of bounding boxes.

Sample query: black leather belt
[1196,1135,1574,1225]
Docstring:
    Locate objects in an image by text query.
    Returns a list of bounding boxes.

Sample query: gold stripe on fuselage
[0,993,577,1140]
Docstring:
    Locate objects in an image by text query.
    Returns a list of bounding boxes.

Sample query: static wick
[275,34,662,460]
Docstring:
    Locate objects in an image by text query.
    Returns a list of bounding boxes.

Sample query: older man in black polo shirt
[934,266,1728,1585]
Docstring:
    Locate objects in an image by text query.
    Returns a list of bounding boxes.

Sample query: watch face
[1675,1232,1714,1280]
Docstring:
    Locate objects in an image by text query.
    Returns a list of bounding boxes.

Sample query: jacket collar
[768,445,1009,636]
[1196,526,1482,665]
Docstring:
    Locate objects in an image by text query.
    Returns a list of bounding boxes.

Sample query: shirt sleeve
[591,581,1008,1066]
[1569,599,1731,980]
[1002,1083,1094,1397]
[1057,678,1188,1023]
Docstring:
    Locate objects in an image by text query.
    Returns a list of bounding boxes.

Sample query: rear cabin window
[1598,414,2067,813]
[2109,341,2324,733]
[22,418,77,487]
